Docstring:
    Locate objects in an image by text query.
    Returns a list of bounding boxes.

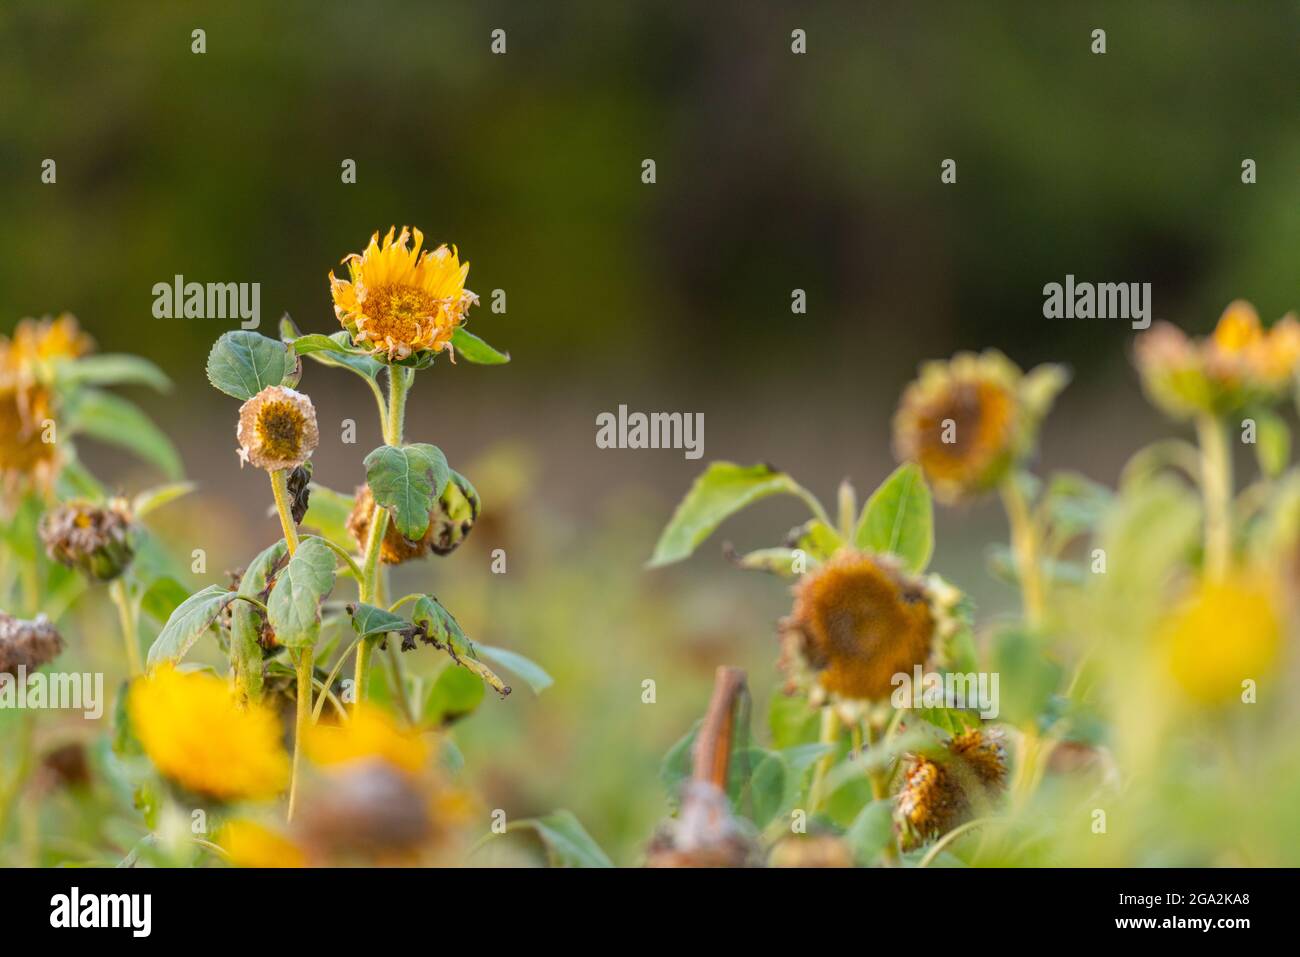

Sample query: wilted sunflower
[1161,573,1283,706]
[0,384,58,503]
[779,550,948,702]
[236,385,319,472]
[346,473,479,565]
[893,350,1065,504]
[895,727,1008,851]
[128,664,290,802]
[304,704,430,776]
[1136,300,1300,420]
[329,226,478,361]
[39,498,135,582]
[0,314,94,388]
[0,611,64,678]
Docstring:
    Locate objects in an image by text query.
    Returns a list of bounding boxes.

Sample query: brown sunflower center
[363,284,439,343]
[915,381,1014,477]
[255,401,307,460]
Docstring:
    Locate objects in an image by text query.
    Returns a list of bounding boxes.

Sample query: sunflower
[128,664,290,802]
[0,384,58,502]
[40,498,135,582]
[893,351,1061,504]
[329,226,477,361]
[895,727,1008,850]
[1136,300,1300,420]
[0,314,94,388]
[779,550,943,702]
[1162,573,1283,706]
[304,704,430,775]
[345,474,479,565]
[216,819,306,868]
[236,385,319,472]
[0,612,64,678]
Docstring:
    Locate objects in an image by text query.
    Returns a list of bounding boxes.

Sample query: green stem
[808,707,841,813]
[355,366,410,708]
[288,647,313,821]
[1196,414,1233,579]
[1000,475,1044,628]
[109,578,142,676]
[270,469,300,556]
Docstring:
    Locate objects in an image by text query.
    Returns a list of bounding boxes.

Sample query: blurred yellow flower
[0,314,94,388]
[1136,300,1300,419]
[780,550,937,701]
[329,226,477,361]
[1163,575,1283,705]
[216,819,305,868]
[305,705,430,775]
[129,665,290,801]
[0,384,58,503]
[893,350,1063,504]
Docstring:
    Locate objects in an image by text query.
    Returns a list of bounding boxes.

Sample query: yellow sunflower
[0,384,59,504]
[0,313,94,387]
[1162,573,1283,706]
[1136,300,1300,420]
[128,665,290,801]
[893,350,1063,504]
[304,704,430,775]
[779,550,940,701]
[329,226,477,361]
[216,819,306,868]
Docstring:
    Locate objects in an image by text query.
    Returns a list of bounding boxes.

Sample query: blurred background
[1,1,1297,864]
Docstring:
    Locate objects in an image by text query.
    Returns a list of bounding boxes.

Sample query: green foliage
[266,536,336,650]
[363,443,451,539]
[649,462,820,567]
[146,584,240,667]
[450,327,510,364]
[55,354,171,392]
[506,810,613,868]
[854,463,934,572]
[205,330,294,400]
[63,389,183,479]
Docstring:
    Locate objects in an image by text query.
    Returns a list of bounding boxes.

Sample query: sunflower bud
[286,462,313,524]
[0,611,65,678]
[236,385,319,471]
[39,499,135,582]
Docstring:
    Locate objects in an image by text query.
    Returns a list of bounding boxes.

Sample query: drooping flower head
[236,385,319,471]
[779,550,951,702]
[0,611,64,678]
[0,383,58,504]
[128,664,290,801]
[895,727,1008,850]
[329,226,478,362]
[1136,301,1300,420]
[345,472,479,565]
[893,350,1066,504]
[40,498,135,582]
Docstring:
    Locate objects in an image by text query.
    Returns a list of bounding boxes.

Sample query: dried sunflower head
[346,474,479,565]
[39,498,135,582]
[0,383,59,505]
[0,611,64,678]
[1136,301,1300,420]
[779,550,946,703]
[893,350,1065,504]
[0,313,94,389]
[329,226,477,362]
[894,727,1008,851]
[236,385,319,472]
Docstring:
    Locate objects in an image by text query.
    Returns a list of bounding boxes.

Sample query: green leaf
[424,663,486,726]
[363,444,451,539]
[230,539,287,700]
[649,462,815,568]
[791,518,842,560]
[1020,362,1071,421]
[769,692,820,750]
[56,354,171,392]
[410,596,511,696]
[348,602,411,638]
[132,482,196,520]
[1252,409,1290,478]
[282,316,384,382]
[206,330,293,400]
[474,643,553,694]
[1043,471,1112,540]
[266,537,336,650]
[725,545,807,578]
[854,463,934,572]
[64,389,182,479]
[990,627,1061,727]
[450,327,510,364]
[508,810,613,868]
[146,584,238,667]
[845,800,895,865]
[137,575,191,628]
